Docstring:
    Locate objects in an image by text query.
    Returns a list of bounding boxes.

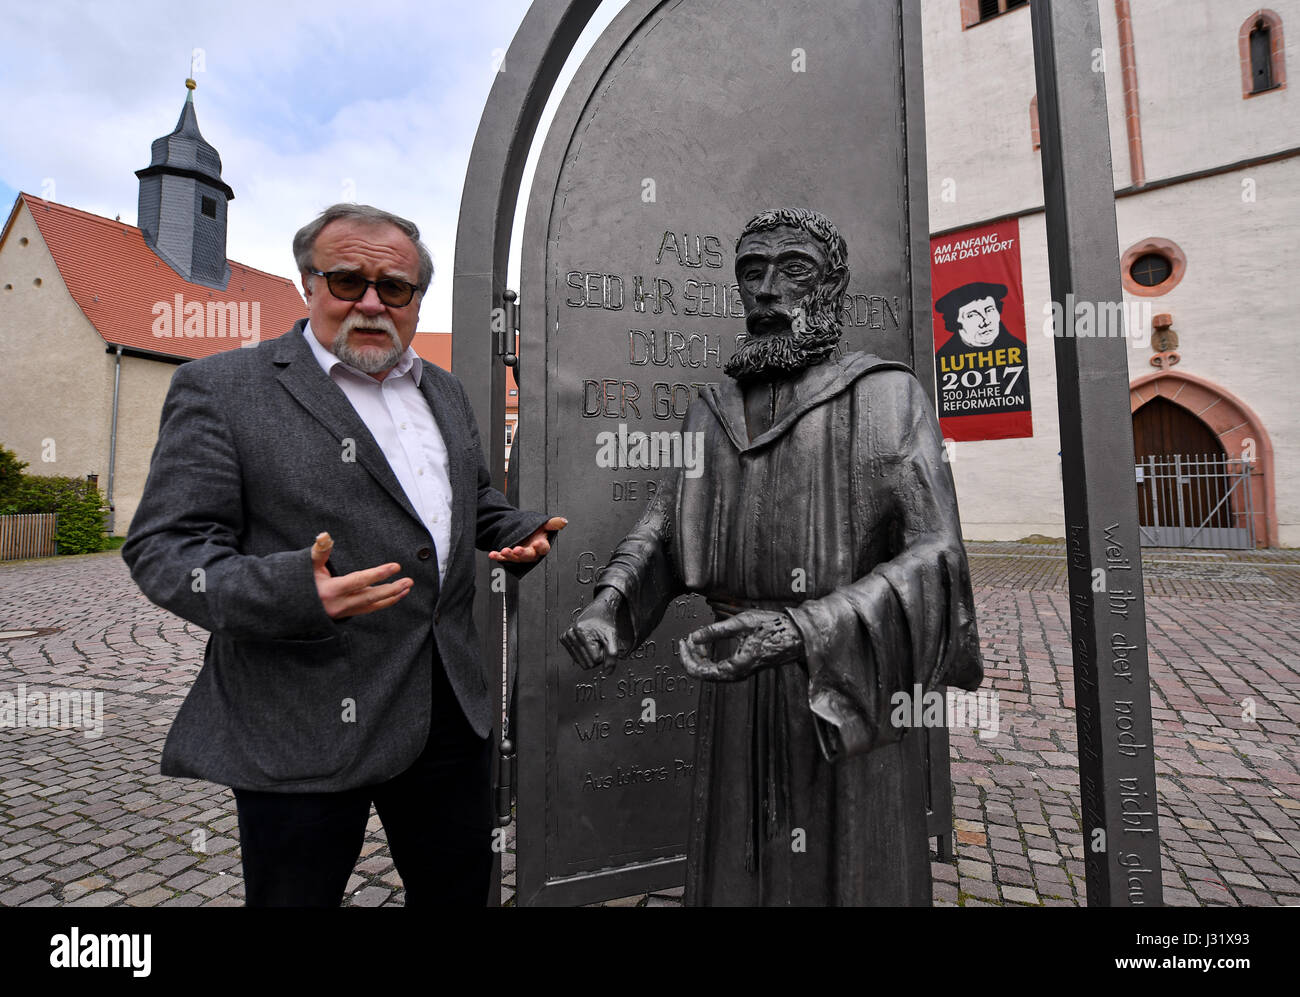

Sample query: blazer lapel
[270,324,424,529]
[416,362,469,570]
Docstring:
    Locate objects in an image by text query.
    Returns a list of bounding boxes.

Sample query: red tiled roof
[12,193,305,361]
[412,331,518,409]
[411,331,452,370]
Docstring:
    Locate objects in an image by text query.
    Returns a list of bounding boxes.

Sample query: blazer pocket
[266,630,344,646]
[228,633,361,784]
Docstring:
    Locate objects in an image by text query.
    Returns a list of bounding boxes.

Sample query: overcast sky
[0,0,624,331]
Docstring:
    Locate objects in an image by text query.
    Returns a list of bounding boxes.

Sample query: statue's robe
[595,352,983,906]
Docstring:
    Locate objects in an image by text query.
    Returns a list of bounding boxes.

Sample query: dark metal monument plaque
[511,0,935,905]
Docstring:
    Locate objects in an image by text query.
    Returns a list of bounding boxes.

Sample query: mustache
[338,313,400,342]
[746,307,792,336]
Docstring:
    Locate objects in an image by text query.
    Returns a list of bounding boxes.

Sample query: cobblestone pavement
[1,543,1297,907]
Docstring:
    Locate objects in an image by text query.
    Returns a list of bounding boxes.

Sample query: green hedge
[0,445,26,511]
[0,446,110,554]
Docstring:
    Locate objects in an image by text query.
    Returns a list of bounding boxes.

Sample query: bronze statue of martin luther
[562,208,983,906]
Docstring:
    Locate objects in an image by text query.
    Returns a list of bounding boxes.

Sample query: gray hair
[293,203,434,294]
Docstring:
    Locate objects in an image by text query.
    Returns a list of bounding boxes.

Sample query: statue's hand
[678,609,804,682]
[561,588,630,671]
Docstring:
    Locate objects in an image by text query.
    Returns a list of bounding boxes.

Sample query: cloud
[0,0,576,330]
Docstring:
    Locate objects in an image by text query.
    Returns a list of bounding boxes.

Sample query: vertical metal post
[106,344,124,535]
[1244,460,1256,547]
[1031,0,1163,905]
[900,0,956,866]
[451,0,603,906]
[1176,455,1188,544]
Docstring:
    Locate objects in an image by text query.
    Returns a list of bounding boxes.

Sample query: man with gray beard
[562,207,982,906]
[125,203,565,906]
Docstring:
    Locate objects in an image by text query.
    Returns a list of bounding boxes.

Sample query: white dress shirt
[303,323,454,585]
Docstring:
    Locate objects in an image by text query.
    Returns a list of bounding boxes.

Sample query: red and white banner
[930,218,1033,442]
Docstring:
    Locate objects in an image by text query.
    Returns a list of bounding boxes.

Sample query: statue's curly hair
[736,207,849,278]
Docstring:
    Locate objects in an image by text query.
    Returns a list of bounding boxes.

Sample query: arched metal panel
[514,0,936,906]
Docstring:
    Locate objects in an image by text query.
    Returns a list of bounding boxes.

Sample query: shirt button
[401,422,408,429]
[417,547,432,561]
[418,468,424,476]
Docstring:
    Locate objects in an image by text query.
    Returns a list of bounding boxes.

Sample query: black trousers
[232,663,494,907]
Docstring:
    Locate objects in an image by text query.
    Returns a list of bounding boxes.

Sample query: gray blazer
[122,321,549,792]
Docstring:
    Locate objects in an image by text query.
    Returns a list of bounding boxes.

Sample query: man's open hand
[312,532,413,620]
[678,609,804,681]
[488,516,567,563]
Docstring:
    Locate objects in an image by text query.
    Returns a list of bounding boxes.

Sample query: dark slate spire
[135,79,234,289]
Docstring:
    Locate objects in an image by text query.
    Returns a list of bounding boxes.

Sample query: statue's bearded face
[726,225,845,381]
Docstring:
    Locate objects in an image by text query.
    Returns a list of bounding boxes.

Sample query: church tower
[135,78,234,289]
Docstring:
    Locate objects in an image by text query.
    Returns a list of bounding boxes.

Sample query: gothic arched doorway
[1132,397,1242,546]
[1130,371,1276,548]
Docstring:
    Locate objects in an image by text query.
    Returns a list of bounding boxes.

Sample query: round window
[1130,253,1172,288]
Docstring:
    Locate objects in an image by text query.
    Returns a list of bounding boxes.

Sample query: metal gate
[1135,454,1255,549]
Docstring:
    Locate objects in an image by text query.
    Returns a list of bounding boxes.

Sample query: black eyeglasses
[308,269,419,308]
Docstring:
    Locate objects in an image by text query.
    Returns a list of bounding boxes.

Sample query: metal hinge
[496,735,516,826]
[497,289,519,368]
